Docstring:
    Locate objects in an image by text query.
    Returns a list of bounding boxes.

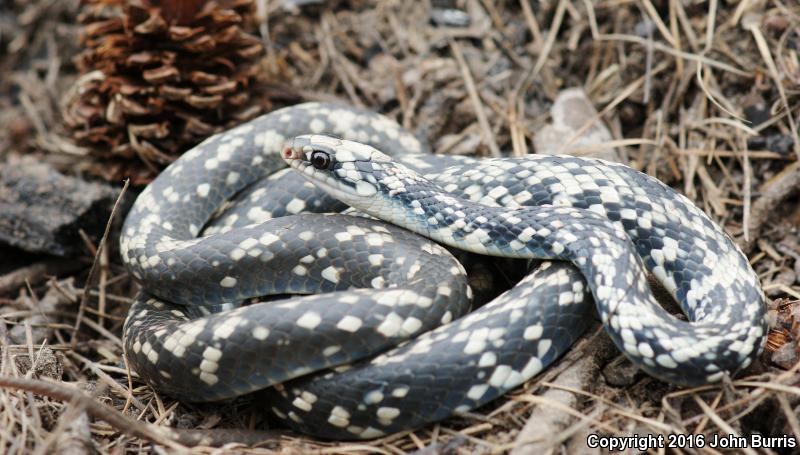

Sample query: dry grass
[1,0,800,453]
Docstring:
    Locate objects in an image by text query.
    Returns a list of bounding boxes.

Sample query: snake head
[283,134,424,210]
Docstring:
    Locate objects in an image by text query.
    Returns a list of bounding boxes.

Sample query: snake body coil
[121,103,767,439]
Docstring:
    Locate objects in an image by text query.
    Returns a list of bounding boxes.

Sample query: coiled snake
[121,103,767,439]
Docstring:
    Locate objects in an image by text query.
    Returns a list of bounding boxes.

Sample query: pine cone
[63,0,267,183]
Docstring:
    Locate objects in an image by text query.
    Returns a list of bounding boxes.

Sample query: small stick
[449,39,501,158]
[70,180,129,350]
[0,375,185,451]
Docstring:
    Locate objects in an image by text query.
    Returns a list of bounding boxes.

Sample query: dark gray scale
[124,215,471,402]
[267,263,593,439]
[204,171,349,234]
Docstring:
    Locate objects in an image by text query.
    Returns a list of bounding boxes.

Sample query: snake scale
[121,102,768,440]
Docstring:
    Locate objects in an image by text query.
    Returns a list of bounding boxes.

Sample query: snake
[120,102,768,440]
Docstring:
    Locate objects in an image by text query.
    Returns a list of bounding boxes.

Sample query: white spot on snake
[401,317,422,334]
[656,354,678,368]
[364,390,384,404]
[202,346,222,363]
[292,396,313,412]
[328,406,350,427]
[523,324,543,340]
[239,238,258,250]
[537,339,552,358]
[247,207,272,223]
[297,311,322,330]
[366,234,385,247]
[377,312,403,337]
[199,359,217,373]
[196,183,210,197]
[334,232,352,242]
[406,262,421,279]
[466,384,488,401]
[252,326,270,340]
[226,172,240,185]
[321,266,341,283]
[463,340,486,355]
[478,352,497,367]
[489,365,512,387]
[336,315,362,332]
[146,348,159,364]
[368,254,384,266]
[286,198,306,214]
[309,118,326,133]
[376,407,400,423]
[441,311,453,324]
[229,248,245,261]
[220,276,237,287]
[359,427,385,439]
[255,130,285,154]
[521,357,543,378]
[638,342,655,358]
[391,386,409,398]
[213,316,242,339]
[259,233,280,246]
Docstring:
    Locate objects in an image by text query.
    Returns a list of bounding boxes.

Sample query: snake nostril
[282,147,295,160]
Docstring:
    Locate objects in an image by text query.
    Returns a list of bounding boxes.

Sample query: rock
[0,156,119,256]
[534,88,625,164]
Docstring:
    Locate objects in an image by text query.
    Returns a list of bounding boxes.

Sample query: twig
[448,39,501,157]
[742,14,800,161]
[0,375,186,451]
[70,180,129,350]
[639,0,678,48]
[0,259,85,296]
[530,0,567,80]
[595,33,750,76]
[519,0,544,47]
[746,162,800,247]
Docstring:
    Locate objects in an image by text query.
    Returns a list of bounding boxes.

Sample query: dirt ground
[1,0,800,453]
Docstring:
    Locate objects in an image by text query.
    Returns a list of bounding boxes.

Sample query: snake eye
[310,150,332,170]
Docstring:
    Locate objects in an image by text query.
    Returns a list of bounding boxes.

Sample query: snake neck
[362,169,630,260]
